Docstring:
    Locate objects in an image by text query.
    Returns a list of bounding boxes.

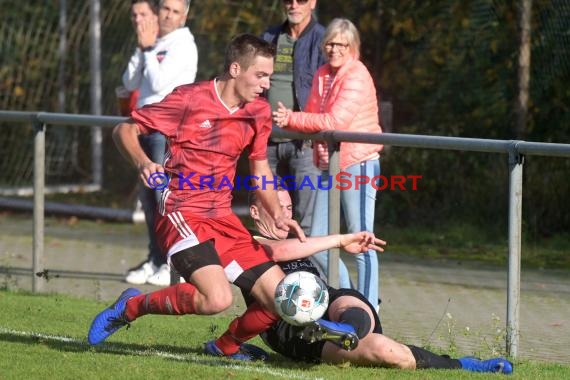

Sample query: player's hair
[159,0,191,15]
[322,18,361,59]
[224,34,276,72]
[131,0,159,14]
[248,184,287,207]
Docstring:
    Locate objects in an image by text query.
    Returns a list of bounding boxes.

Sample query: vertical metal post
[58,0,67,112]
[89,0,103,187]
[33,120,46,293]
[326,134,340,288]
[380,101,393,153]
[515,0,532,139]
[506,147,524,357]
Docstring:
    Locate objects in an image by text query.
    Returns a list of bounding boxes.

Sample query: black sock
[339,307,372,338]
[407,345,461,369]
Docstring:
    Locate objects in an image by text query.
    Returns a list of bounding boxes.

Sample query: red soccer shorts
[155,210,273,283]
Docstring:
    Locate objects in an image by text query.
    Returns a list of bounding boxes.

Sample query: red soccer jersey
[131,80,272,218]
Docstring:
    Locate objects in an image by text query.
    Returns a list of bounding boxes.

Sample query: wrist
[136,158,153,171]
[141,45,153,53]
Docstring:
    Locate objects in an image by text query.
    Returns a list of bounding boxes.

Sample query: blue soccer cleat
[459,356,513,374]
[204,340,269,361]
[87,288,141,345]
[297,319,359,351]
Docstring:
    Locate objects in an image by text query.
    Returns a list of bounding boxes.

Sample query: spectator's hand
[272,101,291,128]
[137,19,158,50]
[340,232,386,254]
[273,215,307,242]
[138,161,165,189]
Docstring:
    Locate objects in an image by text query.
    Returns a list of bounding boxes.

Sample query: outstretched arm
[262,231,386,262]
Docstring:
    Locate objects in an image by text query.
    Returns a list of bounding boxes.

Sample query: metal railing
[1,110,570,358]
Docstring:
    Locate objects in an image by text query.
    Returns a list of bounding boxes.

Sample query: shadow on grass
[0,329,316,372]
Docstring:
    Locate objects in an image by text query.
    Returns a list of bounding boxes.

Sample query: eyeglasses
[324,42,349,51]
[283,0,309,5]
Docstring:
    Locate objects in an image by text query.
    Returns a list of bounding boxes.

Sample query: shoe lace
[105,315,131,332]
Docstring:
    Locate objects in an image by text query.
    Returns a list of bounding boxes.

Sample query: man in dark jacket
[261,0,352,287]
[261,1,323,229]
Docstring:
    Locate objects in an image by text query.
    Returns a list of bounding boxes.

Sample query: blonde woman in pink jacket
[274,18,383,311]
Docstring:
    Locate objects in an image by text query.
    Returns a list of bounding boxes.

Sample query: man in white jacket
[122,0,198,287]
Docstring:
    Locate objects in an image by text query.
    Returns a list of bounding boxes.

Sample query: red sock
[214,302,279,355]
[125,283,197,321]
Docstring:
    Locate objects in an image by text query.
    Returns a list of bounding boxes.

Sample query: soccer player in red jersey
[87,34,306,357]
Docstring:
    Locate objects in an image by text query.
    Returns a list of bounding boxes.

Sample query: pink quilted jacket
[285,58,383,170]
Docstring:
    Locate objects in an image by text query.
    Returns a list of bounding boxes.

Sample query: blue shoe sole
[297,319,359,351]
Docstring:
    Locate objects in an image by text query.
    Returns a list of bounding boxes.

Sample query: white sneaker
[146,264,171,287]
[125,261,157,285]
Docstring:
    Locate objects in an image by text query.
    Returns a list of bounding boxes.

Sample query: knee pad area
[339,307,372,338]
[169,240,220,281]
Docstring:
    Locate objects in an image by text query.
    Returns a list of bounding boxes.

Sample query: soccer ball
[274,271,329,326]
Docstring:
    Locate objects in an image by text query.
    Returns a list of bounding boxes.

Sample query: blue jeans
[139,132,166,267]
[310,159,381,308]
[266,140,320,235]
